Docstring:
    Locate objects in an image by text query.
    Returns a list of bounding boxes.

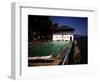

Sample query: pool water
[29,41,69,57]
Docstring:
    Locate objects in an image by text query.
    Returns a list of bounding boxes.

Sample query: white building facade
[52,26,75,42]
[53,33,74,41]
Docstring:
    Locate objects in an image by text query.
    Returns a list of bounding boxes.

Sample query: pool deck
[28,58,61,66]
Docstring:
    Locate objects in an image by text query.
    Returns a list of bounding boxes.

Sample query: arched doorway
[70,36,72,42]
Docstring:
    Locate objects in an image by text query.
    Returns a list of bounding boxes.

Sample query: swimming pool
[28,41,69,57]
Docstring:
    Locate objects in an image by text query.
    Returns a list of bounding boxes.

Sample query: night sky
[50,16,88,36]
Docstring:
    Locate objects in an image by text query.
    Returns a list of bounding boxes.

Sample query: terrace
[28,15,75,66]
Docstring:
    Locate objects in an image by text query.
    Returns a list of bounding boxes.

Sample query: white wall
[53,35,62,41]
[63,34,74,41]
[53,34,74,41]
[0,0,100,81]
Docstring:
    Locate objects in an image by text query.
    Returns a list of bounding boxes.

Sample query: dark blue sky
[50,16,88,36]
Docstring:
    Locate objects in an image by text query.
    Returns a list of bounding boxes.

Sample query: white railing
[62,42,73,65]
